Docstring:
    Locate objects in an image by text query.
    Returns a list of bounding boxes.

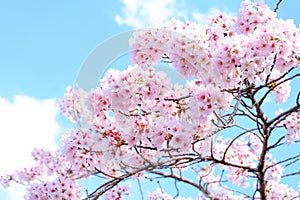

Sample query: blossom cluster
[213,134,262,188]
[0,148,83,199]
[24,177,81,200]
[130,0,300,101]
[284,111,300,144]
[103,185,130,200]
[147,189,196,200]
[264,158,299,199]
[1,0,300,199]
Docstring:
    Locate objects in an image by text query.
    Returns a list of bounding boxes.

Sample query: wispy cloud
[115,0,237,28]
[115,0,186,28]
[192,8,220,24]
[0,95,61,199]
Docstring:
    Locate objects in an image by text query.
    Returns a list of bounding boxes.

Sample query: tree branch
[274,0,283,12]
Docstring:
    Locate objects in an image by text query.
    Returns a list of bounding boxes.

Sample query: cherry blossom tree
[1,0,300,199]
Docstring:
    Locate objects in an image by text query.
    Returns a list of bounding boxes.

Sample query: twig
[164,92,193,103]
[274,0,283,12]
[149,170,213,199]
[137,179,144,200]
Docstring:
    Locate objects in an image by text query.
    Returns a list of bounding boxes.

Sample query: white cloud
[193,8,238,25]
[192,11,208,24]
[0,95,61,199]
[115,0,186,28]
[192,8,220,24]
[115,0,238,28]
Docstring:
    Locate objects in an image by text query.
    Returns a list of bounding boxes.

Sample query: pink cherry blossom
[1,0,300,199]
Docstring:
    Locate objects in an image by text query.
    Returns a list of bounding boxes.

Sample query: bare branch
[274,0,283,12]
[164,91,193,103]
[85,165,156,199]
[149,170,213,199]
[282,171,300,178]
[258,72,299,107]
[264,154,300,172]
[137,179,144,200]
[268,104,300,126]
[222,129,257,163]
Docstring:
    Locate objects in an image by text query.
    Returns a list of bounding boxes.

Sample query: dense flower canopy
[1,0,300,199]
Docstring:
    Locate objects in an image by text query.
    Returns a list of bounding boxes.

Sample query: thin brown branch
[274,0,283,12]
[264,154,300,172]
[254,67,295,96]
[267,136,285,150]
[268,104,300,126]
[282,171,300,178]
[164,91,193,103]
[258,72,299,107]
[225,87,242,126]
[85,164,156,200]
[222,129,258,163]
[149,170,213,199]
[206,156,258,173]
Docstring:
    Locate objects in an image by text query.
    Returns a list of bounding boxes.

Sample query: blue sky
[0,0,299,199]
[1,1,299,99]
